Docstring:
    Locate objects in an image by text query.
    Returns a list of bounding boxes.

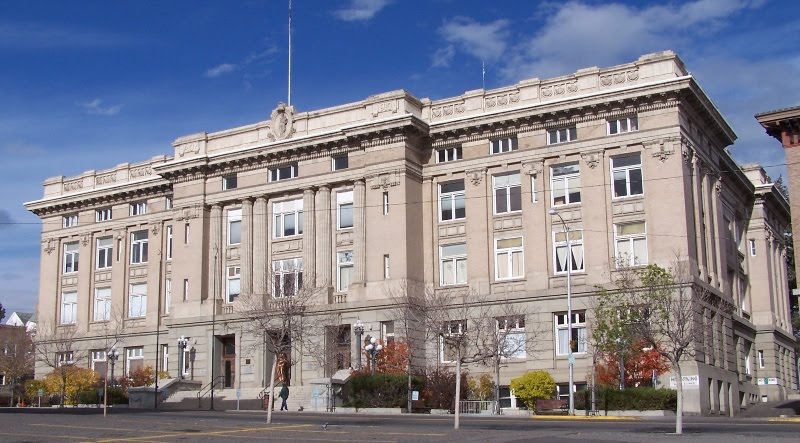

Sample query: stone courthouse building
[25,51,798,415]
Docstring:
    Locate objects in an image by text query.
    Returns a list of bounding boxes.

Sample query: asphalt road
[0,408,797,443]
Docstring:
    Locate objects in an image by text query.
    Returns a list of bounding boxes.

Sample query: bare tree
[384,279,428,413]
[0,325,34,406]
[34,321,88,407]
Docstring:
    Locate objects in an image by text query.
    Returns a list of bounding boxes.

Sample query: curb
[767,417,800,422]
[531,415,641,421]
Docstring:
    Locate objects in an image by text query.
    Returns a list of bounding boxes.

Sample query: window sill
[611,194,644,202]
[493,210,522,217]
[494,277,524,283]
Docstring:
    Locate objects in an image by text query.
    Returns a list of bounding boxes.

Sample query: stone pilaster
[692,158,707,279]
[241,198,254,296]
[315,186,332,287]
[253,196,268,297]
[208,204,223,302]
[353,179,367,284]
[302,188,316,287]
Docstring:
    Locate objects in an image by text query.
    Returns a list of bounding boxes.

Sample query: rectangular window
[607,116,638,135]
[383,192,389,215]
[551,163,581,206]
[63,242,79,274]
[96,208,112,222]
[165,278,172,315]
[554,229,584,273]
[337,251,353,292]
[436,146,462,163]
[228,208,242,244]
[63,214,78,228]
[491,137,518,154]
[222,174,238,190]
[96,237,113,269]
[749,239,756,256]
[614,222,647,266]
[493,173,522,214]
[269,163,298,182]
[60,291,77,325]
[165,195,173,210]
[128,283,147,318]
[161,344,169,373]
[382,321,395,345]
[337,191,354,230]
[497,316,526,359]
[93,287,111,322]
[440,243,467,286]
[332,155,349,171]
[383,254,390,279]
[58,351,74,367]
[183,279,189,302]
[495,237,524,280]
[440,320,466,363]
[273,258,303,297]
[227,266,241,303]
[130,230,149,264]
[91,350,107,374]
[166,226,173,260]
[184,223,190,244]
[531,176,537,202]
[611,154,643,198]
[758,350,765,368]
[547,127,577,145]
[439,180,466,221]
[555,311,587,355]
[126,347,144,375]
[273,199,303,238]
[129,201,147,216]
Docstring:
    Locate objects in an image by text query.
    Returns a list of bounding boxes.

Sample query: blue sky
[1,0,799,314]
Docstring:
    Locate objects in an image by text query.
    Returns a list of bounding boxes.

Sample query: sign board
[236,388,241,399]
[412,390,419,401]
[568,353,576,365]
[37,388,44,397]
[669,375,700,389]
[756,377,779,386]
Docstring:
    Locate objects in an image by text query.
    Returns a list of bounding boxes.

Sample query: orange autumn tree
[374,341,410,375]
[596,339,670,387]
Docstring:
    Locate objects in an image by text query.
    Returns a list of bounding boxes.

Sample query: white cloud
[205,63,239,78]
[431,45,455,68]
[1,141,45,158]
[438,16,509,63]
[78,99,122,116]
[0,22,135,50]
[0,209,13,229]
[333,0,392,22]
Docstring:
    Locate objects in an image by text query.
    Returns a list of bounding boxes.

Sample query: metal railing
[459,400,497,414]
[197,376,225,409]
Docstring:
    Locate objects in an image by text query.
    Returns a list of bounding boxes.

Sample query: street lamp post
[353,319,364,370]
[177,335,189,380]
[108,347,120,388]
[364,336,383,376]
[549,208,574,416]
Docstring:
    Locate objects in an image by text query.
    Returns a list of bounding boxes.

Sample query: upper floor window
[607,116,638,135]
[57,351,75,367]
[130,201,147,216]
[166,225,173,260]
[555,311,587,355]
[227,266,241,303]
[60,291,77,325]
[273,258,303,298]
[495,237,524,280]
[165,195,173,210]
[332,155,349,171]
[436,146,462,163]
[337,251,353,292]
[440,243,467,286]
[497,316,526,359]
[223,174,238,190]
[273,199,303,238]
[554,229,584,274]
[63,214,78,228]
[614,222,647,266]
[611,154,643,198]
[749,239,756,256]
[493,173,521,214]
[551,163,581,206]
[93,287,111,322]
[269,163,298,182]
[439,180,466,222]
[491,137,517,154]
[440,320,466,363]
[547,126,577,145]
[228,208,242,244]
[96,208,112,222]
[128,283,147,318]
[337,191,354,230]
[96,237,113,269]
[130,230,149,264]
[63,242,79,274]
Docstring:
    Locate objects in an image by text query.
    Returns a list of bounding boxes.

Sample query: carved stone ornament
[151,224,160,236]
[651,140,675,163]
[581,150,604,169]
[177,205,200,221]
[63,179,83,192]
[178,141,201,158]
[268,102,295,141]
[485,91,521,109]
[466,169,486,186]
[369,171,400,191]
[540,81,578,98]
[431,102,465,119]
[81,234,90,247]
[715,178,722,196]
[95,173,117,186]
[129,165,153,179]
[371,100,398,117]
[599,69,639,87]
[522,160,544,176]
[43,238,55,255]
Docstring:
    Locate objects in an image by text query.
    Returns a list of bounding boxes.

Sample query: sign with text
[669,375,700,389]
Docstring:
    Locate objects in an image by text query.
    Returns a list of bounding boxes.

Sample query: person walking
[278,383,289,411]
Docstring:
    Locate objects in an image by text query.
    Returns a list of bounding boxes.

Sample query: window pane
[511,251,523,277]
[553,180,566,205]
[340,203,353,228]
[497,253,509,278]
[633,238,648,264]
[612,154,640,168]
[440,196,453,220]
[442,243,466,256]
[456,258,467,284]
[497,237,522,249]
[618,222,645,235]
[454,194,465,219]
[613,170,628,197]
[284,213,295,236]
[230,220,242,243]
[567,176,581,203]
[568,127,577,141]
[441,181,464,193]
[509,185,521,211]
[629,168,643,195]
[495,188,508,213]
[442,260,454,285]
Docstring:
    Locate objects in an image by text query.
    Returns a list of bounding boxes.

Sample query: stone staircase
[158,384,326,412]
[739,399,800,418]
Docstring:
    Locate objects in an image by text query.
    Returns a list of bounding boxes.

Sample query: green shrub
[345,373,423,408]
[77,389,101,405]
[575,387,676,411]
[510,371,556,409]
[106,387,128,404]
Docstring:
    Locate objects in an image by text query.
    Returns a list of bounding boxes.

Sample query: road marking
[93,424,313,442]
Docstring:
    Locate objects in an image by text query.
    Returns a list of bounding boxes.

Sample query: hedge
[575,387,677,411]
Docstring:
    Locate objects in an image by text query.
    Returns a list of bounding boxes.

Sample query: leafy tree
[375,341,410,375]
[0,325,34,405]
[421,366,467,411]
[509,370,555,410]
[41,366,99,405]
[467,373,494,401]
[33,321,87,407]
[0,302,5,322]
[595,339,670,388]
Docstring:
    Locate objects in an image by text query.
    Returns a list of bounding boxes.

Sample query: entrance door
[222,337,235,388]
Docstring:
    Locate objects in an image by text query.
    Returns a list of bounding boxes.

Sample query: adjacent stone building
[25,51,798,414]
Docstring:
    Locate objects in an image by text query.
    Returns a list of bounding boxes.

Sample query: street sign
[236,388,241,399]
[37,389,43,397]
[568,353,575,365]
[412,390,419,401]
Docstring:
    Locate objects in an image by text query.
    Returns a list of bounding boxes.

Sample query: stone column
[353,179,367,284]
[302,188,316,287]
[315,186,332,287]
[241,198,254,296]
[692,158,707,280]
[253,196,268,297]
[208,204,223,302]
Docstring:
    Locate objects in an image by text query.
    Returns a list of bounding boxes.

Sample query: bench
[535,399,568,414]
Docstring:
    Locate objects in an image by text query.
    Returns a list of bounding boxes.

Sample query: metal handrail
[257,386,270,399]
[197,376,225,409]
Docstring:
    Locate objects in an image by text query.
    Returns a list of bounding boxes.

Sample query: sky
[1,0,799,315]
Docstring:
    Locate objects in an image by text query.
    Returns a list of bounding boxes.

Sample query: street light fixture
[177,335,189,380]
[108,347,120,388]
[364,336,383,376]
[353,319,364,370]
[548,207,575,416]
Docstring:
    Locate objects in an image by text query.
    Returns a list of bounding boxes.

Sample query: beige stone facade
[26,51,798,415]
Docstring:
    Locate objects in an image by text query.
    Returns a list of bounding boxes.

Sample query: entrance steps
[158,384,324,411]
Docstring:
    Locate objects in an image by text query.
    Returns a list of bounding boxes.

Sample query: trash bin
[262,393,273,410]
